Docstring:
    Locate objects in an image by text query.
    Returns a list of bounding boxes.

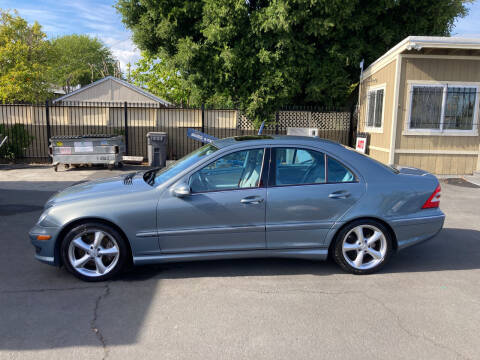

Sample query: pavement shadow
[119,257,340,282]
[0,187,157,351]
[387,227,480,273]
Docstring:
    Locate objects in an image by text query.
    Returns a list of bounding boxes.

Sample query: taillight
[422,184,441,209]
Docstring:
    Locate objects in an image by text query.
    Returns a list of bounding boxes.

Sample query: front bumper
[29,224,62,266]
[391,212,445,250]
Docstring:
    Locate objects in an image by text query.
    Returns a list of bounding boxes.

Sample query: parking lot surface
[1,165,479,360]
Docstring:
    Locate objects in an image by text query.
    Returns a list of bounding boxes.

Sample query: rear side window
[272,148,326,186]
[327,156,355,183]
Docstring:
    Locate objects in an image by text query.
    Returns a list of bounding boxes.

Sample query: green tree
[0,10,52,102]
[130,52,201,106]
[51,34,121,93]
[116,0,468,125]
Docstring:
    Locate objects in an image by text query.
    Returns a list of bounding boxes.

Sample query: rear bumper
[391,212,445,250]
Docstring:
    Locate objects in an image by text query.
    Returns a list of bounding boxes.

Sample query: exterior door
[266,147,365,249]
[156,148,267,253]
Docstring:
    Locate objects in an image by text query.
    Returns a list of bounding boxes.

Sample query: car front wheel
[333,220,393,275]
[61,222,128,281]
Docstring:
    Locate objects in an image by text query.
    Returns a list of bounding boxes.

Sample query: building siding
[395,57,480,174]
[358,59,397,161]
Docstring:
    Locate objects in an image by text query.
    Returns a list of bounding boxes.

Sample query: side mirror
[172,183,191,198]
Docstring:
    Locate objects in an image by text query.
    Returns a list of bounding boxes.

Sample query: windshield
[153,144,218,186]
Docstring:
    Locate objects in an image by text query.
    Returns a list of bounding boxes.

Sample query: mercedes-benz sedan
[30,136,445,281]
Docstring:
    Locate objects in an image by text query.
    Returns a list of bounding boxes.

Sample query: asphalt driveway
[0,165,479,360]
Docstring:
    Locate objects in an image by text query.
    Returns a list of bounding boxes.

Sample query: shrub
[0,124,34,160]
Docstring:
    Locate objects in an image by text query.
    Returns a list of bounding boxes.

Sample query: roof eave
[361,36,480,81]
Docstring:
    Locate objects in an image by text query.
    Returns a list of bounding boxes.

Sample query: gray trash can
[146,132,167,167]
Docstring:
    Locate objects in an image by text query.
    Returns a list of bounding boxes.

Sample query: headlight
[37,210,50,225]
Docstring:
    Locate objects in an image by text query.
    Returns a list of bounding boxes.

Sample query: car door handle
[328,191,350,199]
[241,196,264,204]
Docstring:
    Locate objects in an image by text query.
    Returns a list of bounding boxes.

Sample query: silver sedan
[30,136,445,281]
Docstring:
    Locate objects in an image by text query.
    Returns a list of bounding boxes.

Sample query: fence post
[124,101,129,155]
[275,111,279,135]
[45,100,51,145]
[201,103,205,133]
[348,105,356,147]
[201,103,205,144]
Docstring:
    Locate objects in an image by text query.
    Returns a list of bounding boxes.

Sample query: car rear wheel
[61,222,128,282]
[333,220,393,275]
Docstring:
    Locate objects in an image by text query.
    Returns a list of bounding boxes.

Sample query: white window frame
[404,81,479,136]
[365,84,386,133]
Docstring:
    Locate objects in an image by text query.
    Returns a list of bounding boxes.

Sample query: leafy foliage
[116,0,468,125]
[129,52,199,106]
[50,35,121,93]
[0,10,53,103]
[0,123,34,160]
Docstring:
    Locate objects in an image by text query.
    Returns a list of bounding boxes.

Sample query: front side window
[366,87,384,129]
[189,148,264,192]
[154,144,218,186]
[273,148,326,186]
[409,85,477,131]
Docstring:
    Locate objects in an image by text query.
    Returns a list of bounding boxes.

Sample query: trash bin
[49,134,125,171]
[146,132,167,167]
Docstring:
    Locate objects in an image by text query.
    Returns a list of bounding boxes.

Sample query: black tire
[332,219,393,275]
[61,222,129,282]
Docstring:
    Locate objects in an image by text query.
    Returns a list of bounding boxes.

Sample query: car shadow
[118,227,480,281]
[387,227,480,273]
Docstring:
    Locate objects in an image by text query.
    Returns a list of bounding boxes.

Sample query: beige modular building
[53,76,172,105]
[358,36,480,175]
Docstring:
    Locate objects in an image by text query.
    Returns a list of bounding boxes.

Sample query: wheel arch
[328,216,398,257]
[54,217,133,266]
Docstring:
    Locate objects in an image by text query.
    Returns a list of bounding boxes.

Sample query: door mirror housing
[172,183,191,198]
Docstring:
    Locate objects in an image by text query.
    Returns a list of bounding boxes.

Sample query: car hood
[45,172,152,207]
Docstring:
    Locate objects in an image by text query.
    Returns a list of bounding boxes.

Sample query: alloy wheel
[67,229,120,278]
[341,225,387,270]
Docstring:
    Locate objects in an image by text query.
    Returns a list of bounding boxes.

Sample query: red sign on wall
[355,136,367,154]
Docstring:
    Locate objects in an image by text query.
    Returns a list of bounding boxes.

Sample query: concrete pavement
[0,165,479,360]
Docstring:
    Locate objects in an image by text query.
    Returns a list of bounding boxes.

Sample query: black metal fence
[0,102,353,163]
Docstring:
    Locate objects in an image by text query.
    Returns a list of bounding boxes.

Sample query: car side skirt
[133,247,328,265]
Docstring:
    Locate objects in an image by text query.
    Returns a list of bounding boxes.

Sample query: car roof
[212,135,342,150]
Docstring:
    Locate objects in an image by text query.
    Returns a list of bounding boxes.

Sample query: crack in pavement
[2,283,113,359]
[231,286,471,360]
[91,283,111,360]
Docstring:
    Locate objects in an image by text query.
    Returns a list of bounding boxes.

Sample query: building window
[366,87,385,130]
[409,84,478,132]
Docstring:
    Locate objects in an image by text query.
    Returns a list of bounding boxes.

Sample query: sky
[1,0,480,72]
[0,0,140,70]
